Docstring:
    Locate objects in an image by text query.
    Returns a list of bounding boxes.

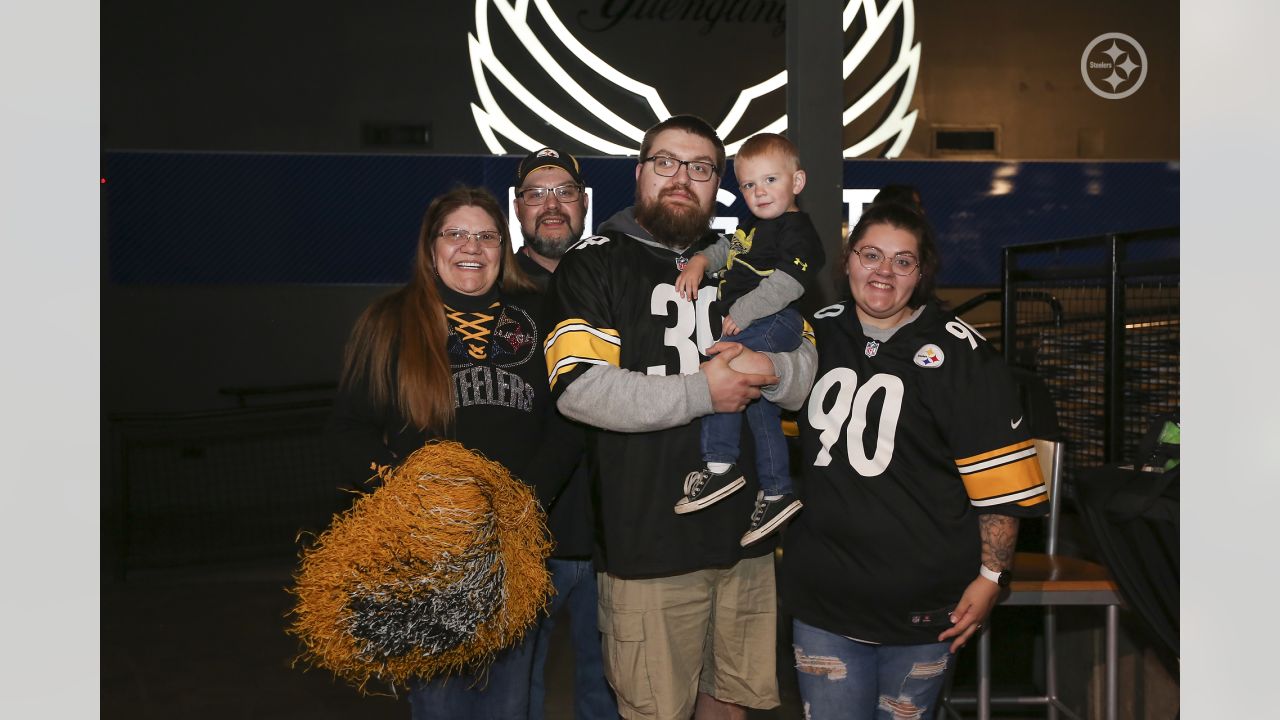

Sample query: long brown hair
[338,186,537,431]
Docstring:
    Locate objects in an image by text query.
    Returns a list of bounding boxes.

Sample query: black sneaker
[739,491,803,546]
[674,465,746,514]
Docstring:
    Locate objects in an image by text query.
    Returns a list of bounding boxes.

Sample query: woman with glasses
[328,186,579,719]
[773,202,1048,719]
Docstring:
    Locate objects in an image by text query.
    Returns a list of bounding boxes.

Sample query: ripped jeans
[791,619,951,720]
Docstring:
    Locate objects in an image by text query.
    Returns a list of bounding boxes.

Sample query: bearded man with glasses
[544,115,817,720]
[509,147,620,720]
[513,147,591,287]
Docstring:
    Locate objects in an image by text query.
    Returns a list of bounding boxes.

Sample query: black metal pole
[1002,246,1016,364]
[1104,234,1126,462]
[786,0,844,308]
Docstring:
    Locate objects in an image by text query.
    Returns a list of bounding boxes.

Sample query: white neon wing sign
[839,0,920,158]
[469,0,919,158]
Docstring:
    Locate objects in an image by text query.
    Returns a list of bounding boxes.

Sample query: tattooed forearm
[978,514,1019,571]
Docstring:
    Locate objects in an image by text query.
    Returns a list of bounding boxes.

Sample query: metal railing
[1000,228,1179,479]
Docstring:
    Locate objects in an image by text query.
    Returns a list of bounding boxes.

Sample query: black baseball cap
[516,147,584,187]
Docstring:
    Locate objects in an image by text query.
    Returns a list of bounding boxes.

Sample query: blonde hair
[736,132,801,171]
[339,187,536,431]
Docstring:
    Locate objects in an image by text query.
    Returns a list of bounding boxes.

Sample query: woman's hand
[940,513,1019,651]
[937,576,1001,652]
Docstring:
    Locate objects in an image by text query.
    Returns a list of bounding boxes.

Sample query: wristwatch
[979,564,1011,588]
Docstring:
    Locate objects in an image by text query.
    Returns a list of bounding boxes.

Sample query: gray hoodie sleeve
[557,364,715,432]
[557,338,817,429]
[696,235,733,272]
[759,339,817,410]
[727,271,805,329]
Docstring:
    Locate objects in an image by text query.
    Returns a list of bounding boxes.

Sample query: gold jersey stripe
[801,318,815,346]
[955,439,1036,469]
[544,319,621,350]
[544,319,621,389]
[549,355,611,389]
[962,455,1048,507]
[1015,492,1050,508]
[781,418,799,438]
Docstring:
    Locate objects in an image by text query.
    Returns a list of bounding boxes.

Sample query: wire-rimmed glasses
[851,246,919,275]
[516,184,584,206]
[438,228,503,248]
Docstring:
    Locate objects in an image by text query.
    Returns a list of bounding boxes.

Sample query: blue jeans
[702,307,803,496]
[530,558,618,720]
[792,619,952,720]
[408,630,537,720]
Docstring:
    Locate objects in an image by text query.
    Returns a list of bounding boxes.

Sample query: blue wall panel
[104,152,1177,286]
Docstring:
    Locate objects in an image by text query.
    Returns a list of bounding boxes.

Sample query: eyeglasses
[642,155,718,182]
[438,228,503,248]
[516,183,584,206]
[851,246,919,275]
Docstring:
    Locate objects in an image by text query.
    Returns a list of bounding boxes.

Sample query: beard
[634,187,715,251]
[522,212,581,260]
[525,231,571,260]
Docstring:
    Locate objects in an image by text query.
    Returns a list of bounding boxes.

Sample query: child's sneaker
[740,491,803,546]
[674,465,746,514]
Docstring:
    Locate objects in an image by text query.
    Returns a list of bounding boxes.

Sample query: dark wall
[102,0,790,155]
[103,285,386,414]
[104,1,473,153]
[103,0,1178,159]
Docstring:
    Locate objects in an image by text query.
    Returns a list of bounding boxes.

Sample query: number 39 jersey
[543,229,771,578]
[780,300,1047,645]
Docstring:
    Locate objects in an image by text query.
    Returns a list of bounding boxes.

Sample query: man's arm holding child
[557,345,779,432]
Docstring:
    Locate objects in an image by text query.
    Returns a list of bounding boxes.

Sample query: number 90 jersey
[544,229,771,578]
[780,300,1048,645]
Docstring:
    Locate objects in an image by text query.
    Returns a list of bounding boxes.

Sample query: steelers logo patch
[914,344,945,368]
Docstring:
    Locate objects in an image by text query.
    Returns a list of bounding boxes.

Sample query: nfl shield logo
[676,255,689,271]
[865,340,880,357]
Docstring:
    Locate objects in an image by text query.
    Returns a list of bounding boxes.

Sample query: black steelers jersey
[328,289,572,509]
[544,228,774,578]
[718,211,826,309]
[779,301,1047,645]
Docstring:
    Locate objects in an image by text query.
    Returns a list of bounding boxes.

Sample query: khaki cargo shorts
[597,554,780,720]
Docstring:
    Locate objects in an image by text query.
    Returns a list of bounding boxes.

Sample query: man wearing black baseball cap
[513,146,617,720]
[512,147,589,288]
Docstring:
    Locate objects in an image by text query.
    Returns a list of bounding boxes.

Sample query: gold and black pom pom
[286,441,552,693]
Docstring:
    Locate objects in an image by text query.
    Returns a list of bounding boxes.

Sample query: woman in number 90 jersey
[776,201,1049,720]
